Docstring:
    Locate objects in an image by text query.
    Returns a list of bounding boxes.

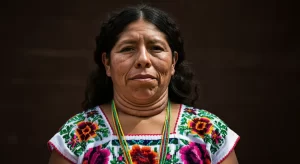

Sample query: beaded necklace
[111,100,171,164]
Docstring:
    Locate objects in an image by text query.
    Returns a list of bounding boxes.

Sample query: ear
[171,51,178,75]
[102,52,111,77]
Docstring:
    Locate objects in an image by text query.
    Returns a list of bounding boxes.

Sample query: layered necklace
[111,100,171,164]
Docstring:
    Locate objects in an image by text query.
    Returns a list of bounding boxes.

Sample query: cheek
[152,57,173,75]
[110,57,132,79]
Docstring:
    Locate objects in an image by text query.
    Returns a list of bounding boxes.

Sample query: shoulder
[48,106,111,162]
[178,104,240,163]
[179,105,229,141]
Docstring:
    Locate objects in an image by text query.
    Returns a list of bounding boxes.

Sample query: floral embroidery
[49,105,235,163]
[117,156,123,162]
[76,121,99,142]
[166,154,172,160]
[212,129,222,144]
[68,135,79,148]
[179,142,211,164]
[57,108,110,157]
[184,108,196,115]
[188,117,213,138]
[178,106,229,154]
[130,144,158,164]
[82,145,110,164]
[86,110,98,117]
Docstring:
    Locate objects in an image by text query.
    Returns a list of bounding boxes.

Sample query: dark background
[1,0,298,163]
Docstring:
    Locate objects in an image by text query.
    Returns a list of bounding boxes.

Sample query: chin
[131,91,156,101]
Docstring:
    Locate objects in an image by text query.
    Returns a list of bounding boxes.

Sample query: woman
[48,4,239,164]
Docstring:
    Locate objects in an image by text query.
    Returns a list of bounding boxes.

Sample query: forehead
[117,19,167,41]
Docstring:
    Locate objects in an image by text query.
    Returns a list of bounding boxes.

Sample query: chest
[78,136,212,164]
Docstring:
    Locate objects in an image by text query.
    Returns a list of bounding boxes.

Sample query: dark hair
[82,4,199,110]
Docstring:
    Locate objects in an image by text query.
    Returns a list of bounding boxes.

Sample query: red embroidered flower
[130,144,158,164]
[179,142,211,164]
[184,108,197,115]
[212,129,222,144]
[75,121,99,141]
[188,117,213,138]
[86,110,98,117]
[82,145,110,164]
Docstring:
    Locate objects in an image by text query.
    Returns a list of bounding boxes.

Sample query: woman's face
[103,19,177,104]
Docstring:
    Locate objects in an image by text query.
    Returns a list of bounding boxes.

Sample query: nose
[134,46,151,68]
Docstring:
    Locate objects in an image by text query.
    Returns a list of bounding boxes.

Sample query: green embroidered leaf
[91,115,101,123]
[102,142,109,148]
[74,147,83,157]
[169,138,178,144]
[164,161,171,164]
[150,140,161,146]
[109,147,116,158]
[88,140,94,144]
[167,146,171,153]
[67,114,85,124]
[98,119,106,127]
[110,160,117,164]
[66,125,72,132]
[112,140,119,146]
[219,138,224,145]
[210,145,218,154]
[74,120,82,125]
[173,158,179,163]
[185,132,189,136]
[62,134,70,141]
[118,147,123,155]
[198,110,215,119]
[221,129,227,138]
[204,134,212,143]
[99,128,109,137]
[154,147,158,152]
[95,135,102,141]
[181,117,187,123]
[178,125,189,135]
[60,129,68,135]
[180,139,189,145]
[80,142,87,149]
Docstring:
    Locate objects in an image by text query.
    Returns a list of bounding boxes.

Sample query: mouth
[129,74,156,80]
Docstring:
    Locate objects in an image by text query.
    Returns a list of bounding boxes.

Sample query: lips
[129,74,156,80]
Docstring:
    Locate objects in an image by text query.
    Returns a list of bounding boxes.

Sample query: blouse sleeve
[47,113,87,164]
[209,113,240,164]
[211,126,240,164]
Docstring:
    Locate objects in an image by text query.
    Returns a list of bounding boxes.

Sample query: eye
[150,46,164,52]
[120,47,135,52]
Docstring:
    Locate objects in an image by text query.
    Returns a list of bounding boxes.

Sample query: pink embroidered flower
[68,135,79,148]
[117,156,123,162]
[82,145,110,164]
[166,154,172,160]
[179,142,211,164]
[212,129,222,144]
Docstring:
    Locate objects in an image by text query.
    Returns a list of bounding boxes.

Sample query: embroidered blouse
[48,104,240,164]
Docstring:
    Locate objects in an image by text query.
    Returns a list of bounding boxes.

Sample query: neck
[113,90,169,117]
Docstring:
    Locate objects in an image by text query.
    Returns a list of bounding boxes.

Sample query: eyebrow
[116,39,137,45]
[116,37,168,47]
[148,39,168,47]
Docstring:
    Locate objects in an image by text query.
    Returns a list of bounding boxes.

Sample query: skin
[49,19,239,164]
[103,19,178,117]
